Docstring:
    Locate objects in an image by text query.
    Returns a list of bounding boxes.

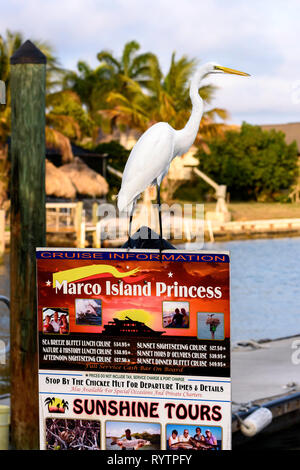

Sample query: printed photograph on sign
[42,307,69,335]
[105,421,161,450]
[45,418,101,450]
[197,312,225,340]
[162,301,190,328]
[75,298,102,326]
[166,424,222,450]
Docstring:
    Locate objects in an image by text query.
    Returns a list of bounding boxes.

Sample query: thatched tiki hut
[60,157,109,198]
[46,160,76,199]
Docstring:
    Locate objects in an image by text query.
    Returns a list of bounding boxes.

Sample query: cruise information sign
[37,248,231,451]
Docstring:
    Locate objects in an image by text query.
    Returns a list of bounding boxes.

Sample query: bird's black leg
[127,202,135,249]
[156,184,163,261]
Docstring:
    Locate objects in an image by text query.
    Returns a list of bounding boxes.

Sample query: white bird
[117,62,249,247]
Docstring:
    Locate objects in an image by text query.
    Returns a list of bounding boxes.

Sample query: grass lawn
[226,202,300,221]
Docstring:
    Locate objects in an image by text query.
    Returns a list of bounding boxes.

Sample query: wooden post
[92,202,101,248]
[10,40,46,449]
[0,210,4,262]
[75,201,83,247]
[0,80,5,104]
[0,81,6,261]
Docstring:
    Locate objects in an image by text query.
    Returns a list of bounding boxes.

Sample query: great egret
[117,62,249,249]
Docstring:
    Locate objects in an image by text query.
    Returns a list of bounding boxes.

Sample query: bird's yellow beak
[215,65,250,76]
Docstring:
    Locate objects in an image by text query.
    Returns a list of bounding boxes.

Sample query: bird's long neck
[186,68,204,132]
[174,66,205,156]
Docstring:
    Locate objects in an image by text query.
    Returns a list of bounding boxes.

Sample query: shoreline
[2,227,300,250]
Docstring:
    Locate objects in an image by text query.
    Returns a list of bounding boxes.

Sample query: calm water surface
[0,252,9,344]
[184,237,300,342]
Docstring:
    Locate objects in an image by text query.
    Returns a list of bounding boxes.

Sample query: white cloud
[209,74,300,124]
[1,0,300,123]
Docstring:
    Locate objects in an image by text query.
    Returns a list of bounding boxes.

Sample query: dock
[232,335,300,446]
[2,202,300,254]
[211,218,300,240]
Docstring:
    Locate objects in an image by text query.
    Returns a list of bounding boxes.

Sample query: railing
[0,296,10,364]
[289,185,300,203]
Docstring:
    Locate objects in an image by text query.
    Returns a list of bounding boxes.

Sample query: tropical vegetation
[177,123,298,201]
[0,32,299,203]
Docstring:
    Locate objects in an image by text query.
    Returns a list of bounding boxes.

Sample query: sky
[2,0,300,124]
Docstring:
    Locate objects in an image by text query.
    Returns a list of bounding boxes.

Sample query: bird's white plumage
[118,122,175,212]
[117,62,249,215]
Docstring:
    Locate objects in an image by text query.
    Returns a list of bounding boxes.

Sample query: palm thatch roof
[60,157,109,197]
[45,127,73,163]
[46,160,76,198]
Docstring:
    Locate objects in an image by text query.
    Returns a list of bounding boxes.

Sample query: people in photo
[206,314,221,340]
[43,309,69,335]
[168,430,179,448]
[111,428,151,450]
[205,430,217,446]
[181,308,189,327]
[167,425,220,450]
[50,311,61,333]
[121,429,134,450]
[169,308,183,327]
[179,429,190,442]
[163,301,189,328]
[43,315,54,333]
[59,314,69,335]
[193,427,205,443]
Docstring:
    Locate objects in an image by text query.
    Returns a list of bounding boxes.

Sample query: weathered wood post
[10,40,46,449]
[0,81,6,261]
[75,201,83,247]
[0,80,5,104]
[92,201,101,248]
[0,210,5,261]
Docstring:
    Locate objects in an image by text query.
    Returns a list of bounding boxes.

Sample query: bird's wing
[118,122,175,212]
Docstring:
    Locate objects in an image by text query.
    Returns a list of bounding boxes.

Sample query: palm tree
[0,30,62,112]
[46,88,95,160]
[63,41,157,137]
[63,60,114,117]
[147,52,229,140]
[44,397,56,411]
[95,41,158,134]
[0,31,23,143]
[97,40,157,93]
[61,400,69,411]
[101,49,229,142]
[0,31,89,166]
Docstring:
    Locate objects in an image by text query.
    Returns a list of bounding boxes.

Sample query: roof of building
[46,142,105,158]
[59,157,109,197]
[259,122,300,151]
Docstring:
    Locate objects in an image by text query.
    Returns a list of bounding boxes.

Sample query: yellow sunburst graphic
[116,309,153,326]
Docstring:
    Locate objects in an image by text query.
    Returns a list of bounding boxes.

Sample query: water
[184,237,300,343]
[0,252,9,342]
[106,438,159,450]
